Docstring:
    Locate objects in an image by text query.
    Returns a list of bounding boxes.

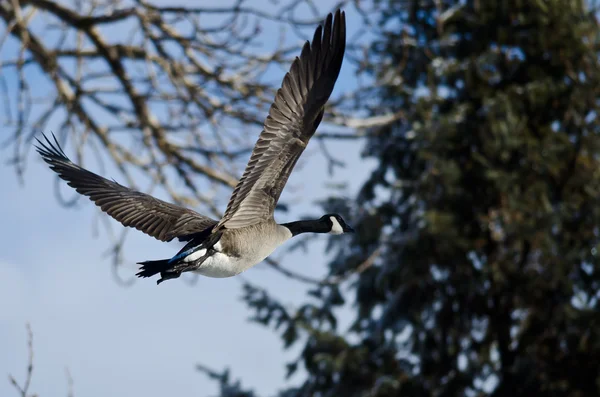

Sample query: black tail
[136,259,171,279]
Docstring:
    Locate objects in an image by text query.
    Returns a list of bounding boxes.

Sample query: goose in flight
[36,10,352,284]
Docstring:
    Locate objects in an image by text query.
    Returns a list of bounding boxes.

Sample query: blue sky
[1,2,377,396]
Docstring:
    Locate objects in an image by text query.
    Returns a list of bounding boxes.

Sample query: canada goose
[35,10,352,284]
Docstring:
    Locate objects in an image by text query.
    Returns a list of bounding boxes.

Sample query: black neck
[282,219,329,236]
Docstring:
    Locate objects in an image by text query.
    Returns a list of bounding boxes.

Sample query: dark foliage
[234,1,600,396]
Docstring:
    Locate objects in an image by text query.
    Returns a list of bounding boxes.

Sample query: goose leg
[177,248,215,273]
[157,271,181,285]
[156,247,215,284]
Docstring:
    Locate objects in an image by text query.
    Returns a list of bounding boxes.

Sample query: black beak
[343,224,355,233]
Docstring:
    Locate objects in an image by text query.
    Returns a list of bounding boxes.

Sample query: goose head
[320,213,354,235]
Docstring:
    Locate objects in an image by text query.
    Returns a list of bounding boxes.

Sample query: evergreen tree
[245,1,600,395]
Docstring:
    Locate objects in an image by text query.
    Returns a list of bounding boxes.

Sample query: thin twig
[8,324,34,397]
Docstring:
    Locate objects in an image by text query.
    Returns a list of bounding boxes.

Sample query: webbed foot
[157,271,181,285]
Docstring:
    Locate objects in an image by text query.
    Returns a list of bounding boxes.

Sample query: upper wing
[35,134,217,242]
[217,10,346,230]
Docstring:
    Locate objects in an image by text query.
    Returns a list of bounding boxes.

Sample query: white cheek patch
[329,216,344,235]
[184,248,207,262]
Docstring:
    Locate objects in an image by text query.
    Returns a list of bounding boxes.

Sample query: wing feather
[217,10,346,230]
[35,134,217,242]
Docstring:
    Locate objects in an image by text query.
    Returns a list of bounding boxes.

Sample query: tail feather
[136,259,170,278]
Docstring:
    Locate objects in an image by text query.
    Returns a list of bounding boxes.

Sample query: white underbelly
[192,253,245,278]
[192,251,269,278]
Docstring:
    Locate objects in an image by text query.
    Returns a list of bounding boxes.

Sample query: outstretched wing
[36,134,217,242]
[216,10,346,230]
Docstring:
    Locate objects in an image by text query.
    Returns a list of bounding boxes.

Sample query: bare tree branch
[8,324,35,397]
[65,368,74,397]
